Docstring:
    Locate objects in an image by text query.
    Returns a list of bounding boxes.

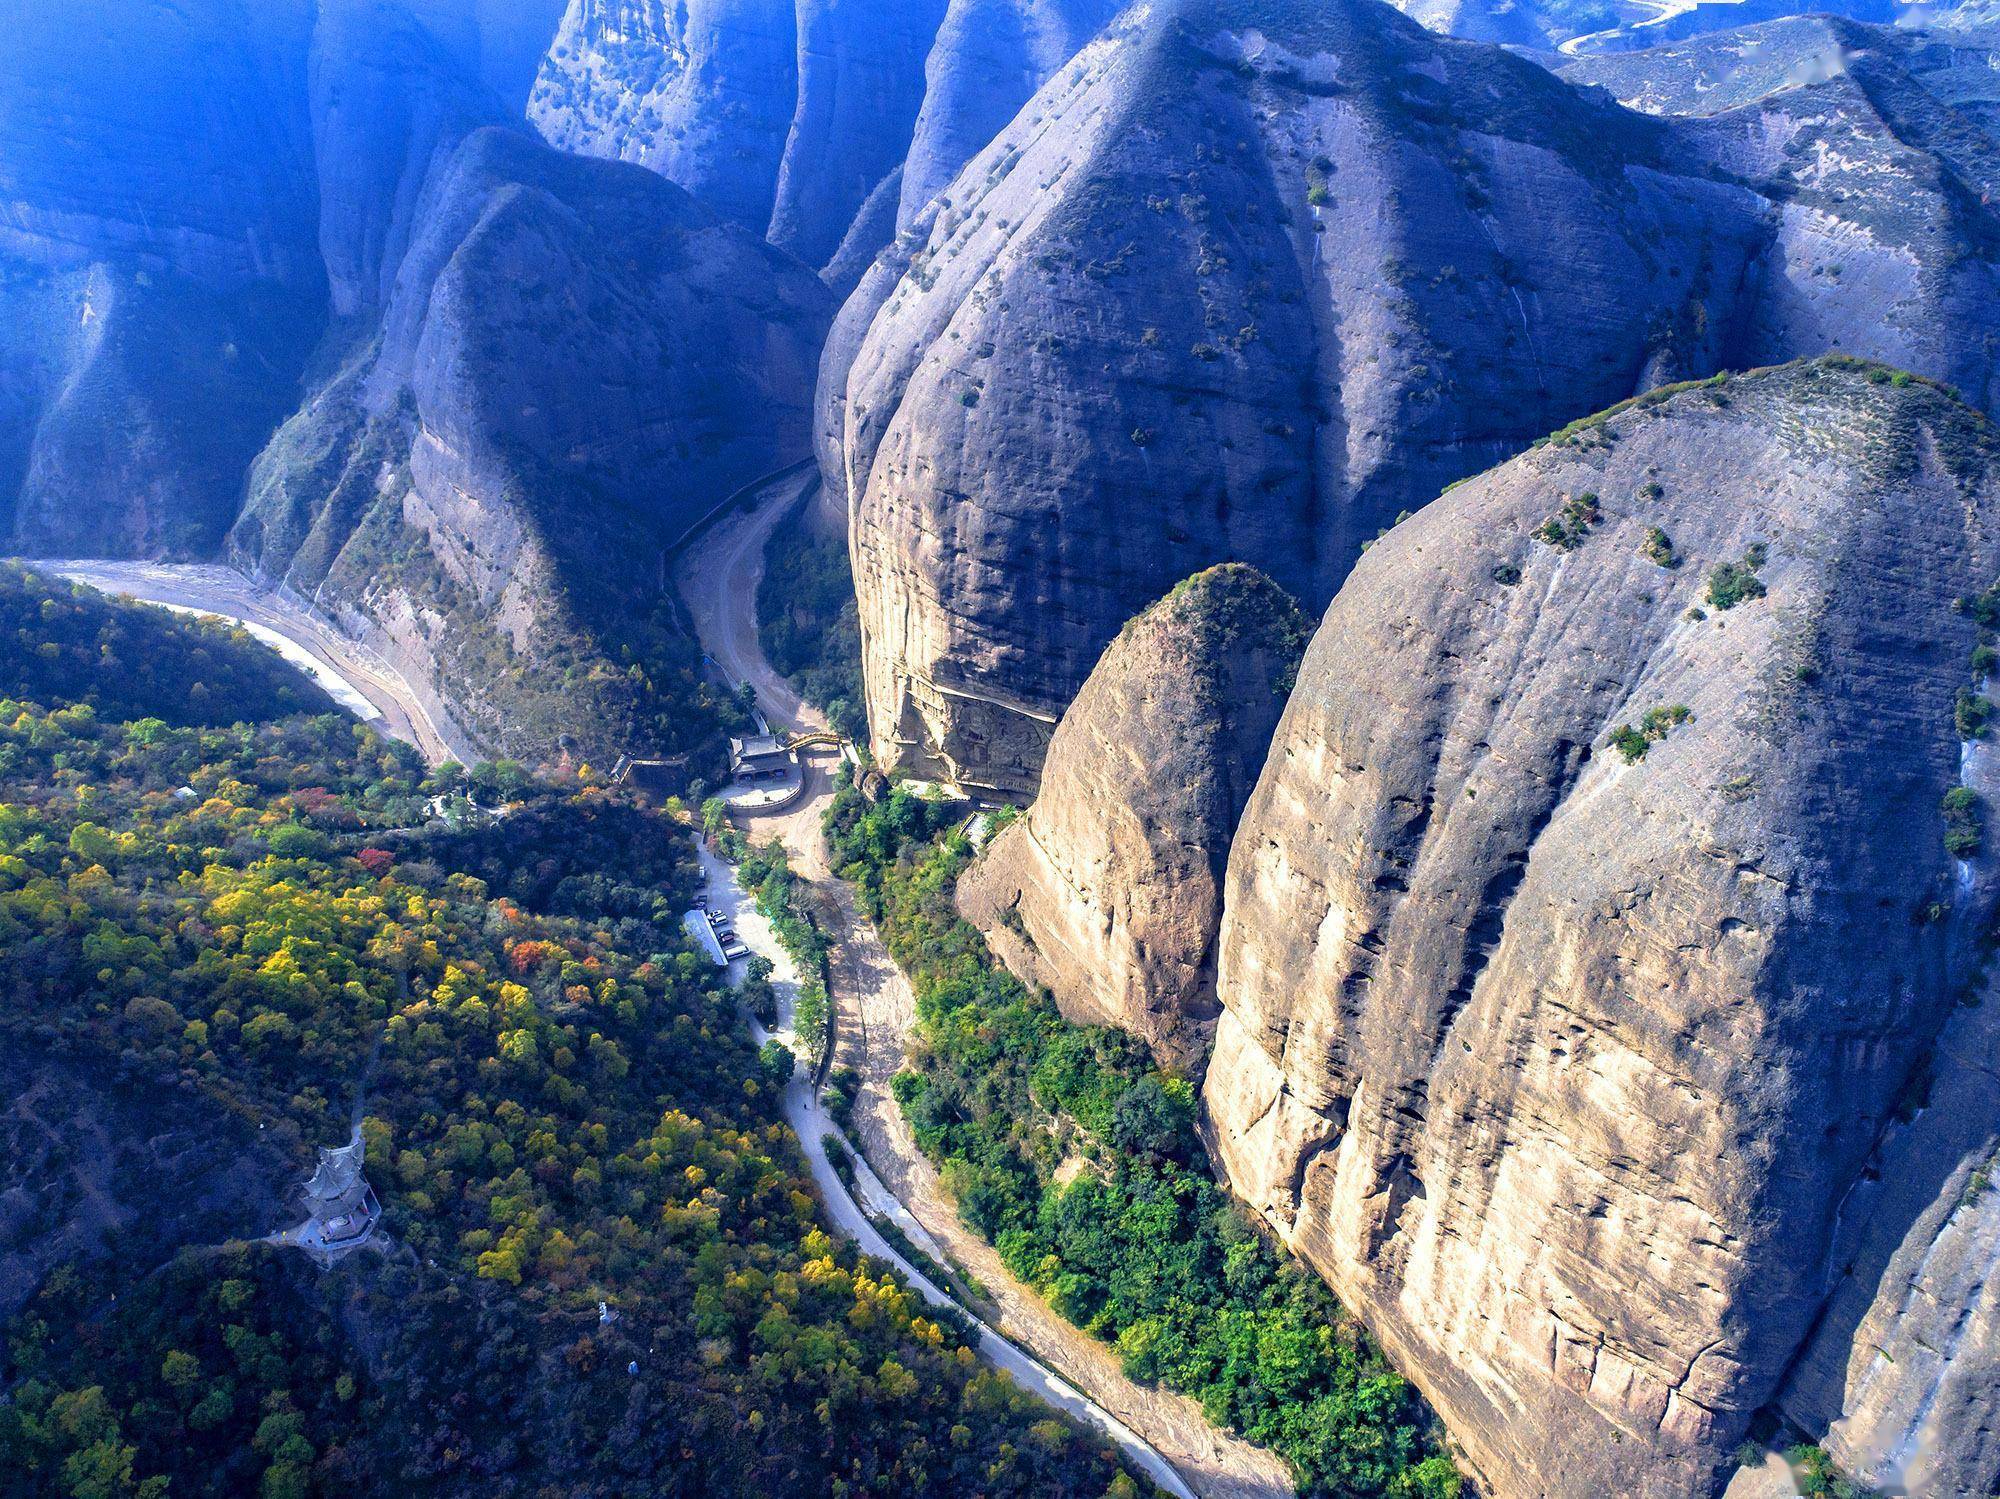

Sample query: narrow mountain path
[673,476,1296,1499]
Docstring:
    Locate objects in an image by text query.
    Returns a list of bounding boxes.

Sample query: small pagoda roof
[304,1134,367,1204]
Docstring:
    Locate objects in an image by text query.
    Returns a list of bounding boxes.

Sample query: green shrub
[1640,526,1679,569]
[1534,491,1600,551]
[1707,545,1768,610]
[1944,786,1984,856]
[1610,704,1692,763]
[822,784,1457,1497]
[1957,690,1993,741]
[755,507,866,741]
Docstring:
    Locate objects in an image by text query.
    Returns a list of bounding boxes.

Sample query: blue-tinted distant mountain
[1390,0,1954,55]
[1560,6,2000,139]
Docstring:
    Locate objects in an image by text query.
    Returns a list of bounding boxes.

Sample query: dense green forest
[755,506,865,741]
[822,781,1462,1499]
[0,569,1150,1498]
[0,563,331,726]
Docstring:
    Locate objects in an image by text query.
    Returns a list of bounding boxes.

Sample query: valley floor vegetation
[755,506,867,742]
[0,568,1152,1499]
[821,776,1463,1499]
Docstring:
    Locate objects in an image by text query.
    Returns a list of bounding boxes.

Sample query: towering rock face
[231,125,833,759]
[767,0,953,269]
[0,0,324,557]
[1564,17,2000,416]
[958,564,1305,1074]
[829,0,2000,799]
[529,0,805,234]
[896,0,1124,227]
[309,0,511,322]
[527,0,1112,286]
[529,0,951,277]
[1202,360,2000,1498]
[400,0,571,108]
[828,0,1782,796]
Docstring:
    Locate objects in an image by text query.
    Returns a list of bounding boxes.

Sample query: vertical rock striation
[958,564,1306,1075]
[828,0,1775,795]
[527,0,1115,288]
[1203,360,2000,1497]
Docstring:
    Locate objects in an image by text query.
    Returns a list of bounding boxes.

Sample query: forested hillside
[0,571,1148,1498]
[0,563,330,726]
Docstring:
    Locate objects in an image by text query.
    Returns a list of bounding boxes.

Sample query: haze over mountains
[4,0,2000,1494]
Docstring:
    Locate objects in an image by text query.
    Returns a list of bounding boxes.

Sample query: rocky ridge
[1200,359,2000,1497]
[957,564,1306,1074]
[230,122,833,760]
[826,0,2000,799]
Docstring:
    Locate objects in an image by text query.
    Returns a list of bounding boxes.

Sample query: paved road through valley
[675,473,1295,1499]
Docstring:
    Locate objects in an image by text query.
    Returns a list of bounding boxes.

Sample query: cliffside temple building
[292,1129,381,1266]
[729,733,795,783]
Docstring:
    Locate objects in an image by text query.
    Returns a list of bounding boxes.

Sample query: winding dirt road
[675,476,1295,1499]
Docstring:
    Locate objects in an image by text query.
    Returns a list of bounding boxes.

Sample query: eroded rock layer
[1202,359,2000,1497]
[529,0,1117,290]
[958,564,1305,1074]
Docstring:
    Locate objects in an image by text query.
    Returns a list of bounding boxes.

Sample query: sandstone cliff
[1566,16,2000,416]
[828,0,2000,799]
[897,0,1124,228]
[958,564,1306,1074]
[1202,359,2000,1497]
[529,0,951,278]
[827,0,1769,795]
[232,124,833,760]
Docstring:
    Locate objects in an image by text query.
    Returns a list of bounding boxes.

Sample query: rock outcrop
[529,0,951,277]
[1564,16,2000,416]
[828,0,2000,798]
[1202,359,2000,1498]
[827,0,1769,795]
[231,124,833,760]
[897,0,1123,227]
[528,0,807,235]
[527,0,1115,287]
[958,564,1305,1074]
